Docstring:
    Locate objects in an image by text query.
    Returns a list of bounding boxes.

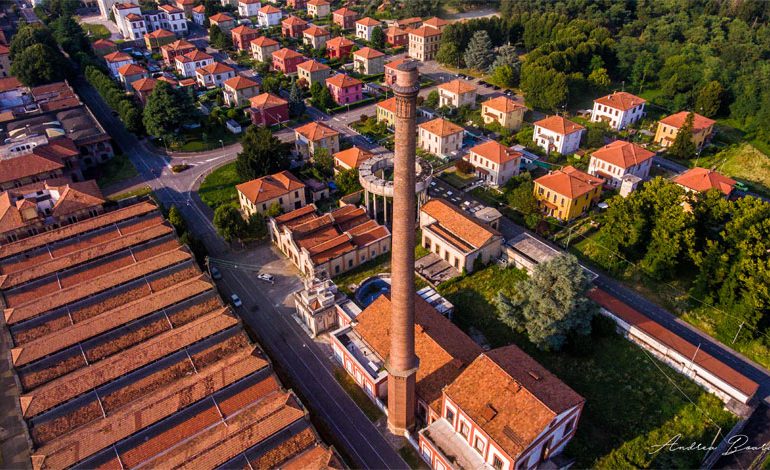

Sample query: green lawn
[94,154,138,189]
[693,143,770,196]
[333,368,384,422]
[175,129,240,152]
[198,162,243,209]
[106,185,152,201]
[440,170,476,190]
[436,264,737,468]
[82,22,111,40]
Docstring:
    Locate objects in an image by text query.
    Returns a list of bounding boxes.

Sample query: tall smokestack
[387,60,420,436]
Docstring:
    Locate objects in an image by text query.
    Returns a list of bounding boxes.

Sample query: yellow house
[376,96,396,127]
[654,111,716,149]
[236,170,307,216]
[481,95,527,131]
[533,166,603,221]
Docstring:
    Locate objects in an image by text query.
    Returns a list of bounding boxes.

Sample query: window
[459,421,470,438]
[492,455,504,470]
[565,417,575,434]
[474,437,485,454]
[445,407,455,424]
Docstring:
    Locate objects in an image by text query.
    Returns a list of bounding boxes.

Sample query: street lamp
[219,139,224,150]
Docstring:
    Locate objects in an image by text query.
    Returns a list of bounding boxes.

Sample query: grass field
[440,170,476,190]
[82,23,111,40]
[198,162,242,209]
[106,185,152,201]
[694,143,770,196]
[435,264,737,468]
[94,154,138,189]
[332,368,384,422]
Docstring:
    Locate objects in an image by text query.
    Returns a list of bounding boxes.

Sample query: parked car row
[456,73,514,96]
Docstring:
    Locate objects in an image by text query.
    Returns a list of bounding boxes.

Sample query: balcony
[420,418,491,470]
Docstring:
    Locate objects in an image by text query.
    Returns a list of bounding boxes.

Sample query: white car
[257,273,275,284]
[230,294,242,307]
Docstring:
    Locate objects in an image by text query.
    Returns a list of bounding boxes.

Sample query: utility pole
[686,343,701,373]
[732,322,744,344]
[565,224,575,249]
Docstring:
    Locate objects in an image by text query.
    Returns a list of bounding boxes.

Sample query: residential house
[294,121,340,159]
[269,204,391,278]
[174,49,214,77]
[302,25,330,49]
[272,47,305,74]
[419,345,584,470]
[420,198,503,272]
[352,47,385,75]
[533,165,603,221]
[237,0,261,17]
[223,75,260,107]
[209,12,235,31]
[286,0,306,8]
[591,91,646,130]
[117,63,148,89]
[385,25,407,47]
[258,4,282,27]
[376,96,396,127]
[331,294,481,424]
[282,15,307,38]
[673,167,736,197]
[533,115,585,155]
[250,35,279,62]
[465,140,522,187]
[237,170,306,216]
[588,140,655,189]
[144,28,175,51]
[333,146,373,171]
[418,118,464,158]
[248,92,289,126]
[306,0,330,18]
[438,79,477,108]
[231,24,260,50]
[395,16,421,29]
[191,4,205,24]
[0,181,105,243]
[0,138,79,190]
[112,3,146,40]
[175,0,196,17]
[355,17,381,41]
[103,51,134,77]
[384,57,407,86]
[481,95,527,130]
[91,38,117,57]
[131,76,157,104]
[195,62,236,88]
[326,74,363,105]
[297,59,332,87]
[326,36,354,60]
[332,7,356,29]
[408,26,442,61]
[422,16,448,31]
[654,111,716,150]
[161,38,196,65]
[155,4,188,35]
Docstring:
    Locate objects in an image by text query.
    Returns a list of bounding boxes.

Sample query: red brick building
[281,15,307,38]
[332,7,357,29]
[160,39,196,65]
[231,24,260,51]
[248,92,289,126]
[325,36,354,60]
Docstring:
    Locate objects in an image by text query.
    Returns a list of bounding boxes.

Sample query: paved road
[72,76,409,469]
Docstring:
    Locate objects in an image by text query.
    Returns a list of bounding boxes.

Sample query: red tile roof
[249,92,288,109]
[469,139,522,165]
[377,96,396,113]
[282,15,307,26]
[273,47,304,60]
[236,171,305,204]
[594,91,646,111]
[333,6,356,16]
[419,117,464,137]
[163,39,196,51]
[145,28,175,39]
[590,140,655,169]
[197,62,234,75]
[326,36,354,48]
[117,63,146,76]
[224,75,258,90]
[534,165,603,198]
[295,121,339,141]
[421,198,500,253]
[326,73,362,89]
[673,167,735,195]
[298,59,331,72]
[659,111,716,132]
[534,115,585,135]
[303,25,330,37]
[103,51,132,63]
[260,4,281,13]
[251,35,279,47]
[356,17,380,27]
[409,25,442,37]
[482,95,527,114]
[231,24,259,36]
[438,79,477,95]
[333,146,373,169]
[209,12,234,22]
[353,46,385,59]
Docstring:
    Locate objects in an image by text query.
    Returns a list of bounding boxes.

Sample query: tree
[11,43,66,86]
[520,64,568,111]
[335,168,362,195]
[455,159,475,174]
[588,67,611,91]
[491,44,520,76]
[695,81,724,118]
[50,16,90,56]
[584,122,610,148]
[436,42,462,68]
[313,147,334,177]
[370,26,385,50]
[143,81,196,143]
[9,24,58,60]
[245,212,268,239]
[496,254,597,351]
[288,79,306,118]
[490,64,518,88]
[505,174,540,228]
[235,125,291,180]
[668,112,697,159]
[310,81,334,110]
[424,90,439,109]
[213,204,246,242]
[209,24,231,49]
[403,0,438,17]
[168,205,187,234]
[261,75,281,94]
[463,30,495,72]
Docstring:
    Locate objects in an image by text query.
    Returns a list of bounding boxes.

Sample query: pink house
[272,47,305,75]
[325,74,362,105]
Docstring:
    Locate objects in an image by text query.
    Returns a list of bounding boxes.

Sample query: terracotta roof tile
[534,115,584,135]
[594,91,645,111]
[534,165,603,199]
[409,25,442,38]
[354,295,482,411]
[419,118,464,138]
[353,46,385,59]
[295,121,339,141]
[281,445,339,470]
[249,92,288,108]
[163,39,196,51]
[224,75,259,90]
[131,77,157,92]
[260,4,281,13]
[209,12,234,22]
[482,95,527,114]
[197,62,234,75]
[145,28,175,39]
[326,73,362,89]
[236,170,305,204]
[298,59,331,72]
[423,16,448,28]
[103,51,132,63]
[303,25,330,37]
[438,79,476,95]
[659,111,716,131]
[326,36,354,48]
[231,24,259,35]
[333,146,373,169]
[377,96,396,113]
[469,140,521,165]
[356,17,380,27]
[672,167,735,195]
[421,198,500,253]
[590,140,655,169]
[251,35,279,47]
[282,15,307,26]
[273,47,304,60]
[333,7,356,16]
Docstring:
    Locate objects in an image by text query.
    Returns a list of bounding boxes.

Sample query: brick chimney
[386,59,421,436]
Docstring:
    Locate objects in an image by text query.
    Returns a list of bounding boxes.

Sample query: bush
[172,164,191,173]
[455,159,475,174]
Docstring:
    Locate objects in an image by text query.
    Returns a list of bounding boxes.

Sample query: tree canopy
[11,43,66,86]
[668,112,697,160]
[463,30,495,72]
[142,81,197,143]
[213,204,246,242]
[235,125,291,180]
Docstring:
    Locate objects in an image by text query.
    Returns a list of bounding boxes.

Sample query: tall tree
[403,0,438,18]
[496,254,596,351]
[168,205,187,234]
[11,43,66,86]
[436,42,462,68]
[213,204,246,242]
[520,64,568,111]
[142,81,196,143]
[288,79,306,118]
[463,30,495,72]
[9,24,58,60]
[695,81,724,118]
[424,89,439,109]
[335,168,362,195]
[370,26,385,50]
[668,112,697,159]
[491,44,520,71]
[235,125,291,180]
[209,24,231,49]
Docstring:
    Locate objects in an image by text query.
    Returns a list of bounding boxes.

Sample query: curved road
[73,77,408,469]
